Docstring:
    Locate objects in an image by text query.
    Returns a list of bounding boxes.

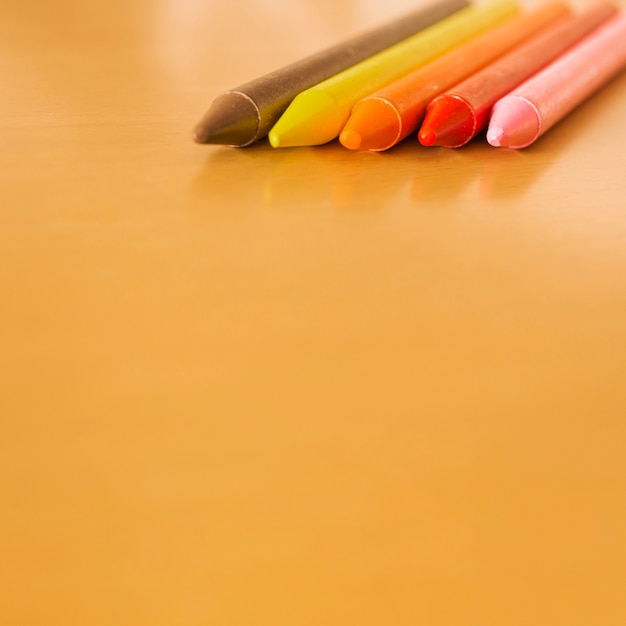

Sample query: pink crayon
[487,11,626,149]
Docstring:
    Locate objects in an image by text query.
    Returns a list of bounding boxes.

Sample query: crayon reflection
[409,144,482,204]
[191,141,416,213]
[475,143,533,199]
[408,136,547,204]
[191,139,540,214]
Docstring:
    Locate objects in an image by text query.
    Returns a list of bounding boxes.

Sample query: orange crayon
[418,1,618,148]
[340,1,570,151]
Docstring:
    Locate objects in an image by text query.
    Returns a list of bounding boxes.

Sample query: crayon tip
[418,95,475,148]
[269,89,347,148]
[339,128,363,151]
[486,126,505,147]
[340,97,403,151]
[267,129,282,148]
[418,127,438,147]
[487,96,541,149]
[193,91,260,147]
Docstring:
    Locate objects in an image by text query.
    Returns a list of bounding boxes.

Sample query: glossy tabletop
[1,1,626,625]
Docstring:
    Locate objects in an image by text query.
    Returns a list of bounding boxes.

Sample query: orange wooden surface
[1,1,626,625]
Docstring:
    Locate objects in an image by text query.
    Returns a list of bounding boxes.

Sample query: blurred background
[2,1,626,626]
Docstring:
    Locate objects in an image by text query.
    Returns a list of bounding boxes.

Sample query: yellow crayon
[268,0,519,148]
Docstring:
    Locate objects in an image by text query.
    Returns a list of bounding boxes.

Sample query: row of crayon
[194,0,626,151]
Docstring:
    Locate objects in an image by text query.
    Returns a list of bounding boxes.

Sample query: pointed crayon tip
[487,96,542,149]
[268,129,282,148]
[418,127,438,147]
[486,126,505,147]
[339,128,363,151]
[340,97,403,151]
[269,89,347,148]
[419,95,476,148]
[193,92,260,147]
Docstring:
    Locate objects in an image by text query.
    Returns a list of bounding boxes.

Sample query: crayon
[339,1,570,151]
[487,11,626,148]
[418,2,618,148]
[192,0,469,147]
[268,0,520,148]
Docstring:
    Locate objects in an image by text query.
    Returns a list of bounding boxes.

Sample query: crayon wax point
[418,126,438,146]
[267,129,283,148]
[487,96,541,148]
[340,97,403,151]
[486,125,505,146]
[193,92,260,147]
[339,128,363,150]
[269,89,346,148]
[418,94,476,147]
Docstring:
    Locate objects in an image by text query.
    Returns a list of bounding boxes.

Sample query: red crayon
[418,1,618,148]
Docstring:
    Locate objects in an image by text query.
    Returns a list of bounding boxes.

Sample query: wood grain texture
[1,1,626,625]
